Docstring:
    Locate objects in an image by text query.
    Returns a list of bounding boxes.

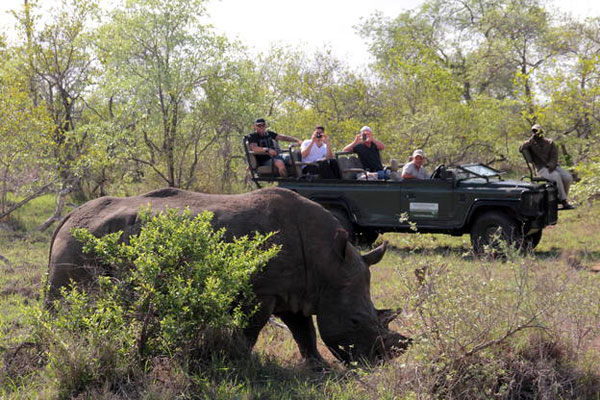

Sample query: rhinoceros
[47,187,410,364]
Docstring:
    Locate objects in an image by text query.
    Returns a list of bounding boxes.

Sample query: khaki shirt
[519,135,558,172]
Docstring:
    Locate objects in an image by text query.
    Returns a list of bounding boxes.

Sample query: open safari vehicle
[243,137,559,252]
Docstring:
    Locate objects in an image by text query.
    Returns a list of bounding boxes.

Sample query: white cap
[412,149,425,158]
[360,126,372,133]
[531,124,543,133]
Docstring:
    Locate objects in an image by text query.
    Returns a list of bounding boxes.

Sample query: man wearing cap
[247,118,301,177]
[519,124,574,209]
[401,149,429,179]
[342,126,388,179]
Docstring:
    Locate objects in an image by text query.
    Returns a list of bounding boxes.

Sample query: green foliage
[21,208,278,396]
[571,158,600,202]
[0,55,55,216]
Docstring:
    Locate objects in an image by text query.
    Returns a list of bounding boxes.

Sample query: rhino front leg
[243,296,276,350]
[276,311,326,367]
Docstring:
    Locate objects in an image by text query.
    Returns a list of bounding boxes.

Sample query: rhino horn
[376,307,402,329]
[361,241,388,266]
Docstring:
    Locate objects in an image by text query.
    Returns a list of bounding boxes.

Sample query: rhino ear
[361,240,388,266]
[333,228,349,260]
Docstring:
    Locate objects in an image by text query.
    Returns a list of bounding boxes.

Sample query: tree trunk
[37,186,72,232]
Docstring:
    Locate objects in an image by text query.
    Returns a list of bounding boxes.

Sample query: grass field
[1,195,599,399]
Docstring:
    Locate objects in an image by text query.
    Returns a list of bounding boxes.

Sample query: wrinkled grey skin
[47,187,410,365]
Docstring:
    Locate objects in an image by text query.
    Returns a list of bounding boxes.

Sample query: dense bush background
[1,0,600,226]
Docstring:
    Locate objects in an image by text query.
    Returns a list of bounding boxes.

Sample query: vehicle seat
[336,152,366,180]
[520,148,547,182]
[289,148,320,178]
[243,136,280,178]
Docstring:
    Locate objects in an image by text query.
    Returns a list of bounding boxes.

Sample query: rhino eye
[350,317,360,327]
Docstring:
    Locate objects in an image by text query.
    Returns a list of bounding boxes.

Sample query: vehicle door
[399,177,456,228]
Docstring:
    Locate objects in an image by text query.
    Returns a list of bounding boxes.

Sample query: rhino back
[47,187,343,314]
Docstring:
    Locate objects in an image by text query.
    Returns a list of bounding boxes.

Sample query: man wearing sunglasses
[247,118,301,177]
[520,124,575,210]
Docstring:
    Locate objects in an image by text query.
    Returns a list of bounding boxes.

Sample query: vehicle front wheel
[524,229,543,250]
[470,212,523,256]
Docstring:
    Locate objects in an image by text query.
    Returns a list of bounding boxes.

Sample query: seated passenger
[300,126,340,179]
[342,125,390,180]
[519,124,574,209]
[401,149,429,179]
[247,118,301,177]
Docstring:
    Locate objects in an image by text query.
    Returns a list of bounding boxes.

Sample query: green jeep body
[282,164,557,252]
[243,139,558,252]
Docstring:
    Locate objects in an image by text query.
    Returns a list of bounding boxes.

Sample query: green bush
[571,158,600,203]
[26,208,279,396]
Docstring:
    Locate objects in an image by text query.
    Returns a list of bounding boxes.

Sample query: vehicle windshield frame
[456,163,503,183]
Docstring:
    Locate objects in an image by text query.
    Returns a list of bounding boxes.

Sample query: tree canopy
[1,0,599,224]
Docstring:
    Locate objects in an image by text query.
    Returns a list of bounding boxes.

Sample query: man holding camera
[342,126,388,179]
[247,118,301,177]
[519,124,574,210]
[300,126,340,179]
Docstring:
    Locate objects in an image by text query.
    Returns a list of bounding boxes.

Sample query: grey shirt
[401,162,429,179]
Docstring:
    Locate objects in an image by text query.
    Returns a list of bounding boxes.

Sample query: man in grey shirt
[401,149,429,179]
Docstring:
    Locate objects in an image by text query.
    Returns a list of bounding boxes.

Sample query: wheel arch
[464,201,521,232]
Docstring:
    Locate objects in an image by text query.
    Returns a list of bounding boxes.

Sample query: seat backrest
[290,149,303,177]
[243,136,258,171]
[337,154,364,180]
[520,148,536,180]
[243,136,280,178]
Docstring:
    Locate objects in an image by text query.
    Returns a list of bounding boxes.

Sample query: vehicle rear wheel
[328,208,354,239]
[470,211,523,256]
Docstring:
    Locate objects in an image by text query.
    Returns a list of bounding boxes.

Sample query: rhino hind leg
[276,311,326,367]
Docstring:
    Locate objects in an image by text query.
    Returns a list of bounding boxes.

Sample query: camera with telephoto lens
[316,133,323,139]
[362,133,367,141]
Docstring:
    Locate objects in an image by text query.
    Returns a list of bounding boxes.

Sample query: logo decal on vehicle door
[410,202,439,218]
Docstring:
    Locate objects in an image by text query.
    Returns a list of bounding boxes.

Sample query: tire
[470,211,523,256]
[328,209,379,247]
[329,208,354,239]
[524,229,543,250]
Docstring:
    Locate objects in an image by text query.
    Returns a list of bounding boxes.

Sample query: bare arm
[249,142,276,156]
[342,134,362,152]
[372,138,385,151]
[401,164,414,179]
[301,142,313,159]
[275,133,301,144]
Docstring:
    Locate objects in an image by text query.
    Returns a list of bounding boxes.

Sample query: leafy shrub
[26,208,279,396]
[571,158,600,203]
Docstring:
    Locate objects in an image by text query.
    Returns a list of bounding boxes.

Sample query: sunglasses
[255,124,266,127]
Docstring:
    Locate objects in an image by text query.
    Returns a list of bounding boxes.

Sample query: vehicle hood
[459,178,544,192]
